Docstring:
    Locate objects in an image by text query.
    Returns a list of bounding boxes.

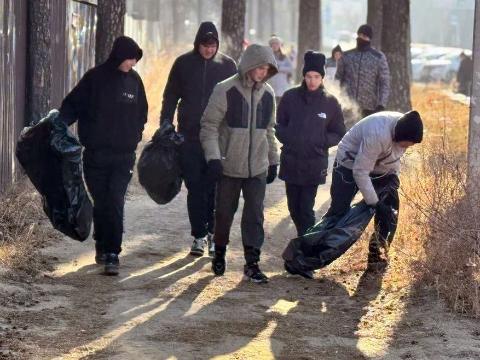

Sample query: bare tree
[221,0,246,61]
[296,0,321,81]
[367,0,383,50]
[468,0,480,194]
[381,0,411,112]
[95,0,126,65]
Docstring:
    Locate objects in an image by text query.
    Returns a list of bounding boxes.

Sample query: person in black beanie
[276,51,346,237]
[314,110,423,273]
[59,36,148,275]
[336,24,390,118]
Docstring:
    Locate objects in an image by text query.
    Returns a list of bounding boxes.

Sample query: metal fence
[0,0,27,192]
[0,0,96,193]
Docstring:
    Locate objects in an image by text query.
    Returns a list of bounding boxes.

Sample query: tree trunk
[221,0,246,61]
[381,0,411,112]
[367,0,383,50]
[468,0,480,195]
[27,0,53,122]
[296,0,321,81]
[95,0,126,65]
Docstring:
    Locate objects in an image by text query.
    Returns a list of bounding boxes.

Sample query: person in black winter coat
[457,52,473,96]
[159,22,237,258]
[59,36,148,275]
[276,51,346,236]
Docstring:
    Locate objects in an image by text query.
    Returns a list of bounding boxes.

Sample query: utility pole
[467,0,480,196]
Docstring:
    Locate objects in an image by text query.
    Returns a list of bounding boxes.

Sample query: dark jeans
[323,163,400,254]
[179,141,215,238]
[83,150,135,255]
[285,183,318,237]
[214,173,267,264]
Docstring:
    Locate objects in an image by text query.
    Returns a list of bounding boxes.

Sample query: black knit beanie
[357,24,373,39]
[394,110,423,143]
[302,51,326,77]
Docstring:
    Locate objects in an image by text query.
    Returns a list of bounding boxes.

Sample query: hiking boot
[104,253,119,276]
[367,251,388,272]
[243,263,269,284]
[190,236,206,257]
[95,250,107,265]
[207,233,215,257]
[284,261,314,279]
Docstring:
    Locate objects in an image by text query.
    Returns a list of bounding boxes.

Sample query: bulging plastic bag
[16,110,92,241]
[137,122,184,204]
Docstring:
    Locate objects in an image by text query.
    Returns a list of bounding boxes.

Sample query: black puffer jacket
[160,22,237,141]
[59,36,148,153]
[276,83,346,185]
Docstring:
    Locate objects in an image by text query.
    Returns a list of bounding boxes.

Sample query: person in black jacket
[59,36,147,275]
[160,22,237,258]
[276,51,346,236]
[457,52,473,96]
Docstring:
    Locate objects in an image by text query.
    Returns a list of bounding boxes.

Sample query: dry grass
[0,180,56,275]
[389,84,479,316]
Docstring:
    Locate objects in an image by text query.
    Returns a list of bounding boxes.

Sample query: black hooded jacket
[59,36,148,153]
[160,22,237,141]
[276,83,346,185]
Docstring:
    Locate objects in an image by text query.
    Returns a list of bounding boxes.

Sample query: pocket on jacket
[256,91,274,129]
[226,87,248,128]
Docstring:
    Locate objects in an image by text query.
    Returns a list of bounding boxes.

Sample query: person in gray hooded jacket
[200,44,279,283]
[322,110,423,269]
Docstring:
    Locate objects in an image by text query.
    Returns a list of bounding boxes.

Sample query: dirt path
[1,164,480,359]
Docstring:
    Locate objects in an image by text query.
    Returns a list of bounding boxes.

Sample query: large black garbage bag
[282,202,375,272]
[282,182,398,272]
[16,110,92,241]
[137,122,184,204]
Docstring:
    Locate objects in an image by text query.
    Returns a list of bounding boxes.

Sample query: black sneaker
[212,254,226,276]
[243,263,269,284]
[104,253,120,276]
[284,261,314,279]
[95,251,106,265]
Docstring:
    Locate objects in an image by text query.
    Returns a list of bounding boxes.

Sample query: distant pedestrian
[200,44,279,283]
[267,35,294,103]
[336,24,390,118]
[457,52,473,96]
[276,51,346,236]
[325,44,342,82]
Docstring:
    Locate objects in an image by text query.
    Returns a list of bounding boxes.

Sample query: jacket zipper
[201,60,207,108]
[248,86,255,178]
[355,52,364,102]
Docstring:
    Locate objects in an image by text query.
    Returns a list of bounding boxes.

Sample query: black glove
[266,165,278,184]
[375,105,385,112]
[206,159,223,183]
[375,202,392,224]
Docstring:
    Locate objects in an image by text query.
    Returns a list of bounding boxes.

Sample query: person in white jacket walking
[322,110,423,269]
[267,36,294,103]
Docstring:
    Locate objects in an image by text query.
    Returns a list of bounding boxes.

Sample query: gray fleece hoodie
[336,111,406,205]
[200,44,280,178]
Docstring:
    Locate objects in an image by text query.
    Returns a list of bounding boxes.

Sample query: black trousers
[214,173,266,264]
[179,141,215,238]
[83,150,135,255]
[323,163,400,254]
[285,183,318,237]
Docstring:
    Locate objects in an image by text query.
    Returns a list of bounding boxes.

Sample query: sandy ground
[1,158,480,360]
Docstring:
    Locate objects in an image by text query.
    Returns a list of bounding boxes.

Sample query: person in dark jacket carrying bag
[59,36,148,275]
[276,51,346,237]
[160,22,237,258]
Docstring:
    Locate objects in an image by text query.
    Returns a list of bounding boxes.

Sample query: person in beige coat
[200,44,279,283]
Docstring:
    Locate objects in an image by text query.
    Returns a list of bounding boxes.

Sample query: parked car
[411,47,451,81]
[421,48,472,83]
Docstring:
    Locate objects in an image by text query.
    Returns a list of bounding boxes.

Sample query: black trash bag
[282,182,398,272]
[16,110,93,241]
[137,122,184,204]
